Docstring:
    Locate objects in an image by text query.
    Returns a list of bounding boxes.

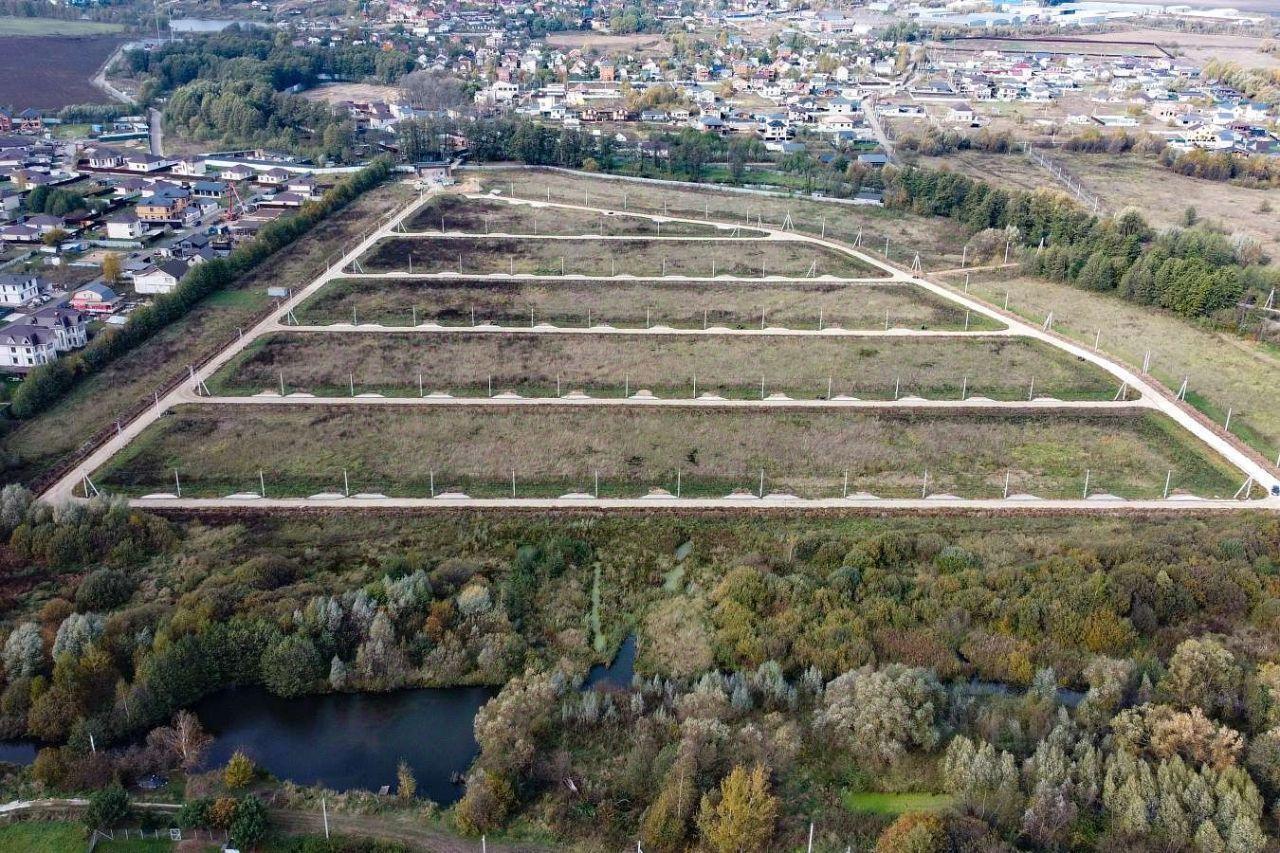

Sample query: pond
[583,635,637,689]
[0,740,37,765]
[191,685,494,804]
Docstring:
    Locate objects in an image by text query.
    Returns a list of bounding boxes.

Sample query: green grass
[96,839,176,852]
[841,791,954,815]
[93,404,1241,501]
[0,16,122,35]
[0,821,85,853]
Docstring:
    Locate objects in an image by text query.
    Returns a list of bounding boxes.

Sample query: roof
[0,323,55,347]
[73,282,119,300]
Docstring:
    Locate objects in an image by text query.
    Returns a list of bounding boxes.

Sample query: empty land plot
[359,237,880,278]
[296,278,1002,331]
[470,168,974,269]
[210,333,1118,401]
[956,270,1280,458]
[407,195,761,237]
[95,405,1238,500]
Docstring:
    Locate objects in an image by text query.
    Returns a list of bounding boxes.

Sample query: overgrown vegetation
[1,497,1279,850]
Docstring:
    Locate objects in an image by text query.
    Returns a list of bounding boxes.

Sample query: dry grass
[299,82,403,104]
[95,405,1238,499]
[953,270,1280,458]
[210,332,1117,401]
[473,168,974,270]
[408,195,759,237]
[297,278,1001,331]
[359,236,880,278]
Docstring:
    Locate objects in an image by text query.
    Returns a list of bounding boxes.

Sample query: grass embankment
[95,405,1239,500]
[0,183,415,486]
[210,333,1118,402]
[358,236,881,278]
[955,271,1280,461]
[297,278,1001,332]
[471,168,974,269]
[0,820,85,852]
[407,194,763,237]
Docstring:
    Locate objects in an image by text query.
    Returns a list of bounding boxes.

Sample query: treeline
[125,27,412,95]
[898,127,1021,156]
[10,159,392,420]
[886,166,1273,319]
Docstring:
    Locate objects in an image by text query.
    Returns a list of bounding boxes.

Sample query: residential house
[136,194,189,223]
[69,282,122,314]
[27,305,87,351]
[0,324,57,372]
[105,213,145,241]
[219,164,255,182]
[0,274,41,306]
[133,259,190,295]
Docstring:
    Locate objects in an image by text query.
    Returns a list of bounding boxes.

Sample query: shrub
[84,784,129,830]
[224,749,255,789]
[75,568,135,610]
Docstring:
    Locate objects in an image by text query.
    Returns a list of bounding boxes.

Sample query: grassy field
[841,791,954,815]
[359,236,880,278]
[470,167,973,270]
[209,333,1119,402]
[0,16,123,35]
[0,182,416,487]
[407,194,761,237]
[0,821,84,852]
[297,278,1000,331]
[953,270,1280,460]
[95,405,1239,500]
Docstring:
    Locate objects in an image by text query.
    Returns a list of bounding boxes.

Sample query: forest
[0,490,1278,850]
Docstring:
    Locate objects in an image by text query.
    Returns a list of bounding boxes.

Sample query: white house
[133,259,190,295]
[27,306,87,351]
[0,324,57,372]
[105,213,145,241]
[0,274,40,306]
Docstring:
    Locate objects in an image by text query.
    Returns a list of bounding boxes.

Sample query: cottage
[70,282,122,314]
[219,164,256,182]
[133,259,190,295]
[136,194,189,223]
[257,168,291,186]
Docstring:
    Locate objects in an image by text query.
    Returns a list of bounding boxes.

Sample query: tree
[455,769,515,835]
[230,796,269,847]
[224,749,254,789]
[1163,637,1241,718]
[817,665,946,766]
[148,710,212,772]
[874,812,946,853]
[397,758,416,800]
[101,253,123,285]
[696,764,779,853]
[75,568,134,610]
[41,227,68,248]
[3,622,43,678]
[260,634,323,698]
[84,784,129,830]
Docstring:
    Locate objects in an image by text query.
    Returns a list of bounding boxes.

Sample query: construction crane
[225,182,250,221]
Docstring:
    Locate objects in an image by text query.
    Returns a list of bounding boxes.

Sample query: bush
[84,783,129,830]
[224,749,255,789]
[261,634,324,698]
[75,568,135,611]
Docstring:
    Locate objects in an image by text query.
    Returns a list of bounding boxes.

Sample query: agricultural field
[0,16,122,35]
[468,168,975,270]
[209,332,1119,402]
[358,236,880,278]
[0,33,123,109]
[407,195,762,237]
[93,404,1239,500]
[296,278,1000,331]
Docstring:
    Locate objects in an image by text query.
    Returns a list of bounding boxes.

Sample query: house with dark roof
[0,323,57,372]
[134,259,190,295]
